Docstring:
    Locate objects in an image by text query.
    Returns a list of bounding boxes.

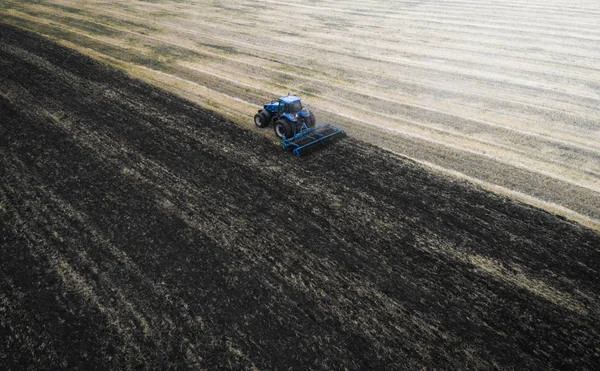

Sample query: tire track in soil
[0,153,226,369]
[2,24,600,369]
[0,102,254,368]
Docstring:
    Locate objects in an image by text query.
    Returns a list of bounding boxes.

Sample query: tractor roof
[279,95,301,104]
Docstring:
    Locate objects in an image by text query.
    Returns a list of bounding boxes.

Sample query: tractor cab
[278,95,303,114]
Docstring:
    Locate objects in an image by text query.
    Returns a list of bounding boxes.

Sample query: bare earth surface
[1,0,598,228]
[2,24,600,370]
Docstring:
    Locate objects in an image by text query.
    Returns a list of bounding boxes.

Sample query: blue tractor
[254,94,346,156]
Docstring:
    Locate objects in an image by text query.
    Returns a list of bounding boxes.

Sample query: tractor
[253,94,315,139]
[254,94,346,156]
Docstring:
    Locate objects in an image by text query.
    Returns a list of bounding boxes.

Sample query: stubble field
[1,0,599,228]
[2,24,600,370]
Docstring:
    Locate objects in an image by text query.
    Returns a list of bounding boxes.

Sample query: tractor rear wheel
[254,111,269,128]
[274,119,293,139]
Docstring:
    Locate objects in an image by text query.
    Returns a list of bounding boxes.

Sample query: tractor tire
[306,111,316,128]
[274,119,293,139]
[254,111,268,128]
[262,110,272,124]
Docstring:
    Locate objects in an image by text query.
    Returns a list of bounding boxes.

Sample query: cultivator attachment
[282,124,346,156]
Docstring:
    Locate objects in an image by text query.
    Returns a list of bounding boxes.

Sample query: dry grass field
[1,0,598,228]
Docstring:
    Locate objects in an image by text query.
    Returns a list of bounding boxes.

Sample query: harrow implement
[282,123,346,156]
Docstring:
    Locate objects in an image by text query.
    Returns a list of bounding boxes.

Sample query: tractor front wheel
[254,111,269,128]
[274,119,293,139]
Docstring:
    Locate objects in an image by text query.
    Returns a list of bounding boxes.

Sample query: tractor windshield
[289,101,302,114]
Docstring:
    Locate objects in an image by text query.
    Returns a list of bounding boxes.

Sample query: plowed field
[2,24,600,370]
[1,0,599,228]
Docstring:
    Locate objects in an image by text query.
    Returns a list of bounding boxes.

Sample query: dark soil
[1,24,599,370]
